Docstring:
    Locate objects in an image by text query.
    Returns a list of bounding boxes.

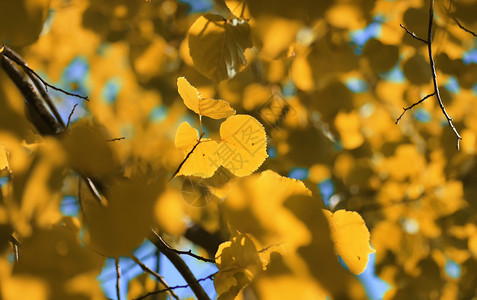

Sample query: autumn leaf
[174,121,220,178]
[218,115,268,177]
[177,77,235,119]
[0,0,51,46]
[214,233,264,300]
[174,115,267,178]
[323,209,375,275]
[80,176,164,258]
[188,13,253,82]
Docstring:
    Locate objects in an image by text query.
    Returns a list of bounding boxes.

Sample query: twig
[131,255,180,300]
[66,104,78,129]
[2,46,89,101]
[428,0,462,149]
[452,17,477,37]
[157,235,215,263]
[395,93,435,124]
[133,272,217,300]
[400,24,428,44]
[115,258,121,300]
[148,229,211,300]
[9,236,20,263]
[171,132,205,180]
[106,137,126,142]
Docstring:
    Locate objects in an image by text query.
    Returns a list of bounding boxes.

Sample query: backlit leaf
[177,77,235,119]
[323,209,375,275]
[218,115,268,177]
[0,0,50,46]
[188,14,252,82]
[214,233,263,300]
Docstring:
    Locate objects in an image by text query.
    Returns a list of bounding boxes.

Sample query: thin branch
[115,258,121,300]
[171,132,205,180]
[133,272,217,300]
[131,255,180,300]
[157,235,215,263]
[395,93,435,124]
[148,229,211,300]
[428,0,462,149]
[66,104,78,129]
[2,46,89,101]
[106,137,126,142]
[452,17,477,37]
[400,24,428,44]
[9,236,20,263]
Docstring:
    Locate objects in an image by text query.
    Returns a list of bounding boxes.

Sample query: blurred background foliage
[1,0,477,299]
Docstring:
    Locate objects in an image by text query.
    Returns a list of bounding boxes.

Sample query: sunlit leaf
[323,209,375,275]
[177,77,235,119]
[218,115,268,177]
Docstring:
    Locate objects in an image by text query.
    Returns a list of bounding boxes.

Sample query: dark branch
[133,272,217,300]
[185,223,225,258]
[156,235,215,263]
[0,54,64,135]
[171,132,205,180]
[131,255,180,300]
[106,137,126,142]
[148,229,211,300]
[395,93,435,124]
[428,0,462,149]
[400,24,428,44]
[115,258,121,300]
[66,104,78,129]
[452,17,477,37]
[2,46,89,101]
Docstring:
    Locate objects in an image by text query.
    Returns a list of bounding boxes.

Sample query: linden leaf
[214,233,262,300]
[0,0,51,46]
[323,209,375,275]
[81,176,164,258]
[175,121,199,152]
[174,122,220,178]
[217,115,268,177]
[188,13,253,82]
[177,77,235,119]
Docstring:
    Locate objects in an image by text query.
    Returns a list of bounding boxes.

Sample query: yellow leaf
[81,176,164,258]
[175,121,199,152]
[174,121,220,178]
[0,0,50,46]
[214,233,262,300]
[188,14,252,81]
[217,115,268,177]
[323,209,375,275]
[0,145,9,176]
[177,77,235,119]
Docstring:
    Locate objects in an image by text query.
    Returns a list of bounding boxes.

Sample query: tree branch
[428,0,462,149]
[2,46,89,101]
[131,255,180,300]
[452,17,477,37]
[400,24,428,44]
[395,93,435,124]
[0,53,64,135]
[134,272,217,300]
[148,229,211,300]
[115,258,121,300]
[155,234,215,263]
